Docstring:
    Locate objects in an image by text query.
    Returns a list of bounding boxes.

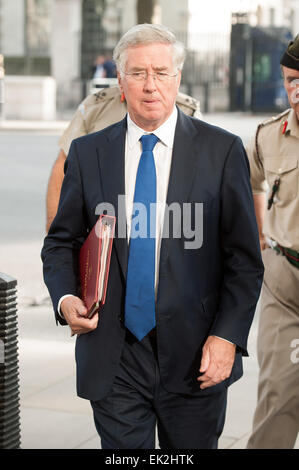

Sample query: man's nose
[143,73,157,92]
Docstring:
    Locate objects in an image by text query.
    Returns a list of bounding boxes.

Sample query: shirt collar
[127,106,178,150]
[285,108,299,139]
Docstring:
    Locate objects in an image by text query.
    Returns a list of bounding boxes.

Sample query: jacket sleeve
[210,137,264,355]
[58,102,88,156]
[41,140,88,325]
[245,131,268,194]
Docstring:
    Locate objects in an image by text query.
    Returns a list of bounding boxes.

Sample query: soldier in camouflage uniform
[246,35,299,449]
[46,86,201,231]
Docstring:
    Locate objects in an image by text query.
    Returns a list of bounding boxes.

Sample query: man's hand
[61,296,99,336]
[197,336,236,389]
[253,193,267,252]
[259,233,267,251]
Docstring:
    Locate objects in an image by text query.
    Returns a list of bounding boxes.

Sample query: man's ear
[176,69,182,93]
[117,71,123,93]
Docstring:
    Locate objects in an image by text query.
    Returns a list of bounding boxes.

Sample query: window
[26,0,51,56]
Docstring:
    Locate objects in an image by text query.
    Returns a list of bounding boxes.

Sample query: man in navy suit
[41,24,263,449]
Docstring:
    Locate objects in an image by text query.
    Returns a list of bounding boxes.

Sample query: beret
[280,34,299,70]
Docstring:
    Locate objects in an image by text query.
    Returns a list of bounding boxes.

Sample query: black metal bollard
[0,273,20,449]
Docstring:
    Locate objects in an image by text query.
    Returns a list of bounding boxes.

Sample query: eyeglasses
[123,71,178,82]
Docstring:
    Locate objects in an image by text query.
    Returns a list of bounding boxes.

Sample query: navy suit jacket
[41,108,264,401]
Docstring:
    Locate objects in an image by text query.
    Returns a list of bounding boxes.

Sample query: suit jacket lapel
[159,108,200,266]
[96,117,128,281]
[166,108,199,205]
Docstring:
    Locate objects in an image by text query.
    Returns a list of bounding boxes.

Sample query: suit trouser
[247,248,299,449]
[91,330,227,449]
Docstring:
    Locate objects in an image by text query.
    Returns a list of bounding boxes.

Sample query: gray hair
[113,24,186,74]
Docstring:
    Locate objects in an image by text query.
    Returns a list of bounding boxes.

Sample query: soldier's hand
[60,296,99,336]
[259,234,267,251]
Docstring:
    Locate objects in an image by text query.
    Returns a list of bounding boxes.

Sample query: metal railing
[0,273,20,449]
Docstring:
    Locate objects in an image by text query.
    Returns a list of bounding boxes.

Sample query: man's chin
[129,105,173,130]
[139,108,166,123]
[142,102,162,115]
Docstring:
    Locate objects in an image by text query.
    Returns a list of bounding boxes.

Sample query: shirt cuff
[212,335,235,346]
[58,294,75,318]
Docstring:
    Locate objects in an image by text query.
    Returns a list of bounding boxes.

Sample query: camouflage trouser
[247,248,299,449]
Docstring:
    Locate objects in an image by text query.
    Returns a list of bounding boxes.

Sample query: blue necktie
[125,133,159,341]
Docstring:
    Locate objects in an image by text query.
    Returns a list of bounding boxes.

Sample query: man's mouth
[143,99,160,105]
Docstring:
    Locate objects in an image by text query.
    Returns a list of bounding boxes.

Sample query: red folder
[79,215,116,318]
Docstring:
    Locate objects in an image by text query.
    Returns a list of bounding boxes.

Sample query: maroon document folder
[79,215,116,318]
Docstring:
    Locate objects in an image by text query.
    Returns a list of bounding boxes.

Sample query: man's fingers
[61,296,87,319]
[199,347,210,373]
[198,363,217,383]
[61,296,98,334]
[72,312,98,329]
[75,304,88,317]
[260,239,267,251]
[70,313,99,336]
[199,379,218,390]
[197,365,232,389]
[69,300,88,317]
